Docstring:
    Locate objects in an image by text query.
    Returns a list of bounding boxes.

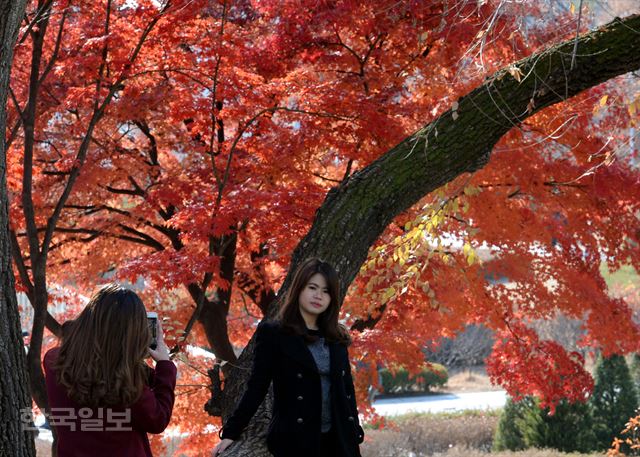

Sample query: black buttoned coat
[219,320,364,457]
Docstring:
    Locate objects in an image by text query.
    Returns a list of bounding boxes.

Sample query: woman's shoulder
[257,319,282,334]
[43,347,62,380]
[43,347,61,366]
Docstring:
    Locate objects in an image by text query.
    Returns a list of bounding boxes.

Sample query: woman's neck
[300,310,318,330]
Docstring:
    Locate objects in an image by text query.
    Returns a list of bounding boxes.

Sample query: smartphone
[147,312,158,350]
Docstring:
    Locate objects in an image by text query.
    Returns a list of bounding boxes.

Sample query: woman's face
[298,273,331,322]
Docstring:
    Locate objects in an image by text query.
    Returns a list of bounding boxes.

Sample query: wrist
[153,349,171,361]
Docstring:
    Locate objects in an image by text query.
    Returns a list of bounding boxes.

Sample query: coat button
[348,416,354,421]
[346,394,351,399]
[297,373,303,379]
[297,395,303,401]
[297,418,303,424]
[341,370,345,376]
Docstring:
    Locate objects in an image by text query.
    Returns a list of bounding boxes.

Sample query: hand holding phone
[147,312,158,350]
[147,313,170,362]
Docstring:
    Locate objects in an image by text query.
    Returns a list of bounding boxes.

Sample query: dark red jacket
[44,348,177,457]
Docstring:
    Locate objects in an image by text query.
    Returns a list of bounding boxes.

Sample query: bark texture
[0,0,37,456]
[214,13,640,457]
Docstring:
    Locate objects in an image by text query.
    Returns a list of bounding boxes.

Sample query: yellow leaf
[570,2,575,14]
[463,185,480,197]
[382,287,396,302]
[467,251,476,265]
[600,95,608,107]
[463,242,471,256]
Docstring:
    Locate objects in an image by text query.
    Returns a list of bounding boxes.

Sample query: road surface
[372,390,507,415]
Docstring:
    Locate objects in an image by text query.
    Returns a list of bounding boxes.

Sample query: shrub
[493,396,535,451]
[494,396,595,453]
[360,410,499,456]
[629,353,640,392]
[590,354,639,451]
[379,363,448,394]
[519,398,596,453]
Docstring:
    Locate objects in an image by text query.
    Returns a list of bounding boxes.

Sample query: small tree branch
[570,0,585,71]
[133,120,159,166]
[9,229,34,296]
[104,183,145,196]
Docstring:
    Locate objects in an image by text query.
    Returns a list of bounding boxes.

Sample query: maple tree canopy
[6,0,640,454]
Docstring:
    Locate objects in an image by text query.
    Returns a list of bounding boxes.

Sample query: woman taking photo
[44,283,177,457]
[212,258,365,457]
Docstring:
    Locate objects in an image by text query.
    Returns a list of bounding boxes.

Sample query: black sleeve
[344,346,365,444]
[219,321,275,440]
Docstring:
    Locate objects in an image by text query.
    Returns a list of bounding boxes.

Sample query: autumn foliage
[7,0,640,454]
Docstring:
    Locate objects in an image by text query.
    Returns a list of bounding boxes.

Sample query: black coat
[220,320,364,457]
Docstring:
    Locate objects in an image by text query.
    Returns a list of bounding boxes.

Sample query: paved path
[372,390,507,416]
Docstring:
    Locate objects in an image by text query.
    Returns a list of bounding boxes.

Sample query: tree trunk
[213,13,640,457]
[0,0,37,456]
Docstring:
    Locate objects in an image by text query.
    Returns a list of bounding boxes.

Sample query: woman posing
[44,284,177,457]
[213,258,364,457]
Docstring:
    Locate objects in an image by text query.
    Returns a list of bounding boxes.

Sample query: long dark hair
[53,283,151,407]
[277,258,351,346]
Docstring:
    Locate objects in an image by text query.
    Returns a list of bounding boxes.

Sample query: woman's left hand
[212,438,234,456]
[148,319,171,362]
